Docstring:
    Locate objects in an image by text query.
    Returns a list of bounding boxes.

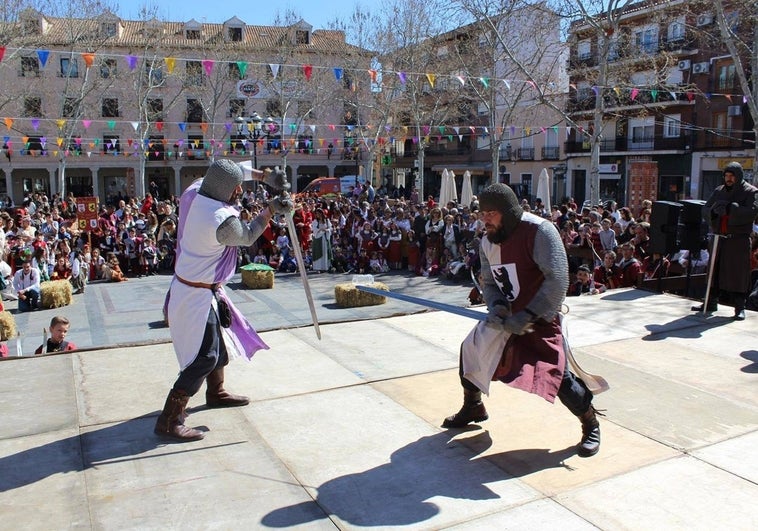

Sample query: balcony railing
[516,148,534,160]
[564,135,689,154]
[541,146,560,160]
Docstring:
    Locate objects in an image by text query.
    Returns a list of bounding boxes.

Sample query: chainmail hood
[478,183,523,237]
[199,159,244,202]
[723,161,744,183]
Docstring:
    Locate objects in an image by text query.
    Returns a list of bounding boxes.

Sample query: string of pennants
[0,44,752,105]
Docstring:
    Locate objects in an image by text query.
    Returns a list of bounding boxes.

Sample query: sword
[284,203,321,340]
[356,285,609,394]
[702,233,723,315]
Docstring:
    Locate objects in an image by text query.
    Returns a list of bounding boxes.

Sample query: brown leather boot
[577,406,601,457]
[442,388,488,428]
[154,389,204,441]
[205,367,250,408]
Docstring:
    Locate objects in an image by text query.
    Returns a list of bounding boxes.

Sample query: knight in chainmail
[443,182,601,457]
[155,159,293,441]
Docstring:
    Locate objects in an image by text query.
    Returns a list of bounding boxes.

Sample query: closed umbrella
[461,170,473,208]
[439,169,450,206]
[536,168,551,212]
[448,170,458,205]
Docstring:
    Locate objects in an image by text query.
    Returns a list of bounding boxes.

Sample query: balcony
[541,146,560,160]
[564,135,690,154]
[516,148,534,160]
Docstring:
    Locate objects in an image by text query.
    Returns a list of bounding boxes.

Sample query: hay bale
[241,264,275,289]
[334,282,389,308]
[40,280,73,309]
[0,310,17,340]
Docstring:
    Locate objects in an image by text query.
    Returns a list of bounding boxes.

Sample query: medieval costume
[443,183,601,457]
[156,160,292,441]
[311,211,333,271]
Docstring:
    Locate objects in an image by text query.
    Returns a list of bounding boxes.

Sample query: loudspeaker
[650,201,682,255]
[679,199,707,251]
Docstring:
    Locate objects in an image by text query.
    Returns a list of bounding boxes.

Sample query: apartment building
[565,0,754,210]
[0,8,372,204]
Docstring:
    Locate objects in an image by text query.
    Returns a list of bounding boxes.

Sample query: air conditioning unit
[692,62,710,74]
[677,60,691,71]
[696,14,713,26]
[728,105,742,117]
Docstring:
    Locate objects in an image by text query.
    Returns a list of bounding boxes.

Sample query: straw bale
[0,311,16,340]
[40,280,73,309]
[241,269,275,289]
[334,282,389,308]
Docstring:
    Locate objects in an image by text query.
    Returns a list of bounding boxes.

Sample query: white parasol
[461,170,473,209]
[536,167,551,212]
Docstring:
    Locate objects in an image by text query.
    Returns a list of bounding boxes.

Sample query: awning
[431,163,491,175]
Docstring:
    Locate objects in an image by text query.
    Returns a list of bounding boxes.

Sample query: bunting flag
[3,118,12,130]
[236,61,247,79]
[82,119,91,130]
[425,73,436,88]
[269,64,279,79]
[398,72,407,85]
[630,88,639,101]
[55,119,66,129]
[178,122,187,132]
[57,137,63,147]
[224,122,232,133]
[126,55,138,70]
[0,46,5,62]
[651,89,658,101]
[200,122,208,133]
[504,80,511,90]
[108,120,116,130]
[479,77,489,88]
[613,86,621,97]
[591,86,599,96]
[202,59,214,76]
[130,121,139,131]
[333,67,343,81]
[165,57,176,74]
[31,118,40,130]
[303,64,313,80]
[156,121,164,132]
[37,50,49,67]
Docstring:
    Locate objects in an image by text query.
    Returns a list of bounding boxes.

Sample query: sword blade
[355,285,488,320]
[285,212,321,340]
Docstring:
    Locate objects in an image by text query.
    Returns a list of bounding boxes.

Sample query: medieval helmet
[723,161,744,183]
[199,159,244,202]
[478,183,523,237]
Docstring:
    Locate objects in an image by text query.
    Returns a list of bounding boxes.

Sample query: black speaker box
[679,199,707,251]
[650,201,682,255]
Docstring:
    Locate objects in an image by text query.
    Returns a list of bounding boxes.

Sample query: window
[60,57,79,78]
[629,117,654,148]
[23,18,39,35]
[607,38,619,61]
[23,97,41,117]
[668,18,685,41]
[663,115,681,138]
[712,112,730,147]
[20,56,40,77]
[144,60,164,86]
[228,27,242,41]
[186,29,201,40]
[147,98,163,122]
[148,135,166,160]
[101,22,118,37]
[187,134,206,160]
[718,64,736,91]
[577,40,591,59]
[228,98,245,118]
[228,62,242,80]
[634,26,659,53]
[521,174,533,198]
[63,97,77,118]
[186,99,204,122]
[295,29,310,44]
[100,58,117,78]
[185,61,204,86]
[102,98,120,118]
[103,134,120,153]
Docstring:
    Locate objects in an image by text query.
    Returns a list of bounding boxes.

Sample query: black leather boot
[442,388,489,428]
[205,367,250,408]
[154,389,204,441]
[577,406,601,457]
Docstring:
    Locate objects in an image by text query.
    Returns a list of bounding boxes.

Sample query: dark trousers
[459,355,592,416]
[173,307,228,396]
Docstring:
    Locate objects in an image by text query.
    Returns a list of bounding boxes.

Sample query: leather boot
[442,388,488,428]
[577,406,601,457]
[205,367,250,408]
[154,389,204,441]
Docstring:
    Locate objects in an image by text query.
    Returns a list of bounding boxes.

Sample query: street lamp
[235,111,263,169]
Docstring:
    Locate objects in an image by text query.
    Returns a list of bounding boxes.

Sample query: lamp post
[236,112,264,194]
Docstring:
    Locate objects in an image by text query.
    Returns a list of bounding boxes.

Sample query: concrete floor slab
[557,456,758,530]
[446,497,599,530]
[0,428,89,529]
[81,413,326,530]
[0,355,78,439]
[692,431,758,484]
[373,371,679,497]
[247,385,540,529]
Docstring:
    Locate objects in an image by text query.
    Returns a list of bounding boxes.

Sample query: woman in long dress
[310,209,333,272]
